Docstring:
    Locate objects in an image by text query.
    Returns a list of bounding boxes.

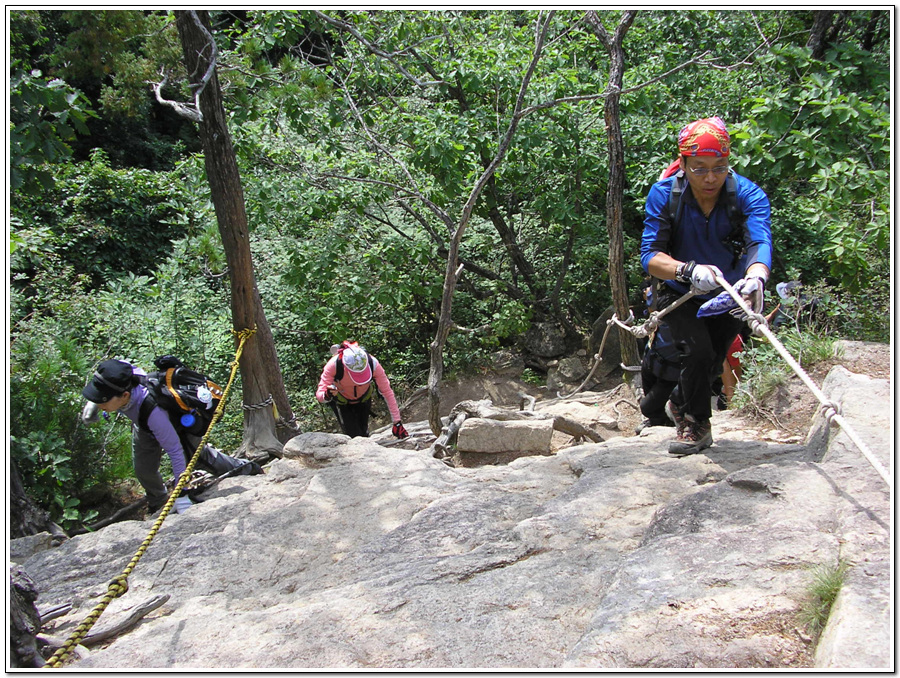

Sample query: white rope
[595,276,890,489]
[560,289,701,400]
[714,275,891,489]
[563,278,889,488]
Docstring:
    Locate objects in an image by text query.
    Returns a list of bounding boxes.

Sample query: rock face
[16,366,891,670]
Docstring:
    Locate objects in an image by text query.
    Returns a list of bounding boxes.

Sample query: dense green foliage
[8,9,890,528]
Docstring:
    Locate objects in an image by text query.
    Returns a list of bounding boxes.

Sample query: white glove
[174,496,193,514]
[731,276,765,315]
[690,264,722,293]
[81,401,101,424]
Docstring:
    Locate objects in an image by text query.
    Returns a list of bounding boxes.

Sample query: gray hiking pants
[132,425,250,510]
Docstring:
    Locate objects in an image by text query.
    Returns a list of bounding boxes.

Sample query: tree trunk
[586,10,641,374]
[176,10,292,459]
[861,11,884,52]
[10,459,56,539]
[10,566,43,668]
[807,10,836,60]
[427,14,554,434]
[427,259,460,435]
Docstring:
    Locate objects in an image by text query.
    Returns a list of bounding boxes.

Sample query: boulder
[10,566,43,668]
[805,367,891,669]
[547,356,589,390]
[457,418,555,454]
[488,349,526,377]
[10,532,58,566]
[524,322,567,358]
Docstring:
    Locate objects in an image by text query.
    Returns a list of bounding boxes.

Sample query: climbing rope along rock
[570,279,890,490]
[713,276,891,489]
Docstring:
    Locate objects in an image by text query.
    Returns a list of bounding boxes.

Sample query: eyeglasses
[686,165,730,176]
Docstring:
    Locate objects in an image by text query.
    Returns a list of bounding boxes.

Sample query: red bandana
[678,116,731,157]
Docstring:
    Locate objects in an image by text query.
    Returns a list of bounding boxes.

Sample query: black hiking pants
[640,369,678,422]
[133,427,256,511]
[329,398,373,438]
[657,287,744,422]
[639,330,681,422]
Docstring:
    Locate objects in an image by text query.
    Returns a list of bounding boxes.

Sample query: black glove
[392,422,409,439]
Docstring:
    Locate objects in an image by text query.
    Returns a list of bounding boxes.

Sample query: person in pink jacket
[316,341,409,439]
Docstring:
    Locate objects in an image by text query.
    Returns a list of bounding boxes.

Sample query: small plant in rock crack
[797,561,848,639]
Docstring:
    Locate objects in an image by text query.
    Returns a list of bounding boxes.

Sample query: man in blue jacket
[641,117,772,456]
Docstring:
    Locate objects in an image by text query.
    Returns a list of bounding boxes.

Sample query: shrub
[733,324,837,414]
[10,329,132,529]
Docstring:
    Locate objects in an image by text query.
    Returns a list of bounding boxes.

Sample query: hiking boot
[665,400,686,436]
[634,417,675,434]
[668,418,713,457]
[238,460,264,475]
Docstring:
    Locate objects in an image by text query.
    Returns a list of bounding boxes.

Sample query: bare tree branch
[152,69,202,122]
[424,11,555,433]
[517,49,712,119]
[461,12,553,226]
[327,63,458,233]
[398,199,449,245]
[151,10,218,122]
[364,207,414,241]
[186,10,219,98]
[313,10,446,88]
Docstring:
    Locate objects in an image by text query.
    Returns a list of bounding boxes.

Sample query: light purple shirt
[118,366,189,480]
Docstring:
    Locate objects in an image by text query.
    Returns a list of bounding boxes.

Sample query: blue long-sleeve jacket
[641,171,772,300]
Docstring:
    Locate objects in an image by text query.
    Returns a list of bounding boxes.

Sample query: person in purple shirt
[640,117,772,456]
[82,359,262,514]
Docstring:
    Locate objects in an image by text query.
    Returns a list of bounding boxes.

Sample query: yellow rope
[43,327,257,668]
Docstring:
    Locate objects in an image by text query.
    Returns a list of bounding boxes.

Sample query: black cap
[82,360,134,403]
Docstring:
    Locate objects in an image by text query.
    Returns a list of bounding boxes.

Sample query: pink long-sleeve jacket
[315,354,402,423]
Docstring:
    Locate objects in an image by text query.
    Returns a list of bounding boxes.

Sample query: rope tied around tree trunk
[275,414,300,430]
[241,395,273,411]
[42,327,257,668]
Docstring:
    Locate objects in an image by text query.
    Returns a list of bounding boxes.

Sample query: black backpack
[138,355,223,437]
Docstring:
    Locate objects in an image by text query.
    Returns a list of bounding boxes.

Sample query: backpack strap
[666,170,686,226]
[163,367,190,412]
[138,388,157,432]
[136,372,165,431]
[648,277,660,313]
[723,173,747,267]
[665,170,745,267]
[334,384,374,406]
